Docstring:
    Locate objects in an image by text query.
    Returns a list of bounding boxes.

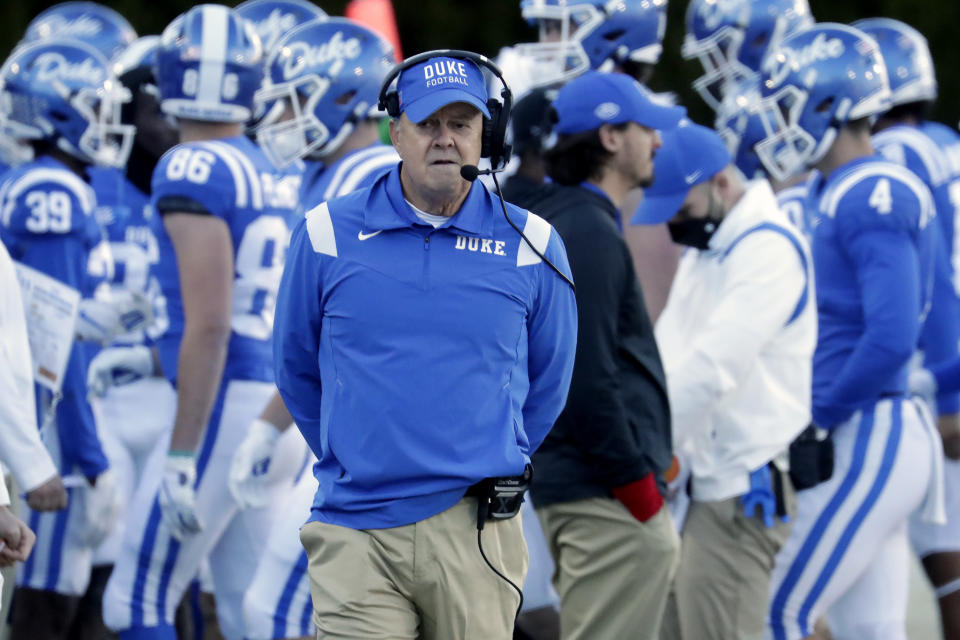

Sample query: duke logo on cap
[397,56,491,124]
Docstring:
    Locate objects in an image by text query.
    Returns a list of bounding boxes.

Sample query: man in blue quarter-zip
[274,51,578,639]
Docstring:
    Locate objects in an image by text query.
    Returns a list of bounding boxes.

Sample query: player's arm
[665,231,809,447]
[165,212,234,453]
[816,217,923,427]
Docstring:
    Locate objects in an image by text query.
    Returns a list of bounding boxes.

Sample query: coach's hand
[77,470,120,547]
[87,345,155,398]
[229,419,281,509]
[25,474,68,512]
[160,452,203,541]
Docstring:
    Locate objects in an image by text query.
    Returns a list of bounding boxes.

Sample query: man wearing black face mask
[514,71,685,640]
[634,121,816,640]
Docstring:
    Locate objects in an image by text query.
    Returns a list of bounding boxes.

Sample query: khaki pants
[660,483,795,640]
[300,497,528,639]
[537,497,680,640]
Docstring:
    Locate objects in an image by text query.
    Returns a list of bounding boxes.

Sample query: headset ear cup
[384,92,400,118]
[483,98,508,166]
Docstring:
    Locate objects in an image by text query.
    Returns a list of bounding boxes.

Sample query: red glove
[612,472,664,523]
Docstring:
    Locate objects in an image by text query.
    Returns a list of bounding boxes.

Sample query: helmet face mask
[515,0,666,89]
[753,84,818,181]
[683,26,752,111]
[256,75,332,167]
[0,39,135,168]
[715,78,766,179]
[684,0,813,111]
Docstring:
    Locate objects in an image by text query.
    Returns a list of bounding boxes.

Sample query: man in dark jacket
[512,70,683,640]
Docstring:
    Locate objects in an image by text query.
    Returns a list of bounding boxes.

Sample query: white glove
[87,345,154,398]
[229,419,282,509]
[159,454,203,541]
[75,470,120,548]
[76,289,154,343]
[909,367,938,413]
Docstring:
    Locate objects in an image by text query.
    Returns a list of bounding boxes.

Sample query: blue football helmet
[23,2,137,62]
[754,23,891,181]
[156,4,264,124]
[0,38,134,167]
[255,18,394,167]
[715,77,766,179]
[683,0,813,111]
[852,18,937,107]
[515,0,668,88]
[111,35,160,79]
[234,0,328,55]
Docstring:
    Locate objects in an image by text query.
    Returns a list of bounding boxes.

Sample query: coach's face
[390,102,483,212]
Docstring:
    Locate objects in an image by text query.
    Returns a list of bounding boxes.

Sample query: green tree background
[0,0,956,128]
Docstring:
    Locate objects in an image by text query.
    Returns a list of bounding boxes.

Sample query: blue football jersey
[0,155,111,477]
[919,121,960,293]
[88,166,167,346]
[809,157,936,427]
[300,144,399,211]
[873,124,960,414]
[151,135,302,385]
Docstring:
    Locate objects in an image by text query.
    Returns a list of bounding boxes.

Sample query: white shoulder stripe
[305,202,337,257]
[822,163,934,220]
[322,146,393,202]
[517,211,552,267]
[4,169,96,214]
[873,128,949,186]
[196,142,248,208]
[201,141,264,210]
[334,152,398,199]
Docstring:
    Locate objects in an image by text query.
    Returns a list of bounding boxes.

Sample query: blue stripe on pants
[301,586,314,637]
[274,552,309,638]
[21,508,43,585]
[797,399,903,631]
[132,499,164,626]
[769,406,875,640]
[44,496,72,590]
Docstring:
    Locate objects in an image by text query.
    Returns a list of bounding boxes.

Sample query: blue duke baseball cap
[631,121,732,225]
[551,71,686,135]
[397,56,491,123]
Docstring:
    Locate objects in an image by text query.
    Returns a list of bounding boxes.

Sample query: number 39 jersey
[151,135,302,385]
[809,156,936,427]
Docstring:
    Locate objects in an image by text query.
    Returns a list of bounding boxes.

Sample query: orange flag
[344,0,403,62]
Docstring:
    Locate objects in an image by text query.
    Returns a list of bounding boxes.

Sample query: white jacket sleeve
[0,243,59,493]
[665,233,807,447]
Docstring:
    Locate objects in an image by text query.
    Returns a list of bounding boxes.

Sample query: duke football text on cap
[551,71,686,135]
[631,121,732,225]
[397,56,491,123]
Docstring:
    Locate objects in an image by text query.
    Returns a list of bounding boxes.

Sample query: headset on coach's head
[378,49,514,171]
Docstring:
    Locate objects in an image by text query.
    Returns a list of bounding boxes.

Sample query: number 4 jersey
[151,135,302,385]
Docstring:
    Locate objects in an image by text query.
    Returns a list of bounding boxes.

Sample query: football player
[0,37,133,639]
[857,18,960,640]
[232,18,396,639]
[755,23,944,639]
[100,6,305,639]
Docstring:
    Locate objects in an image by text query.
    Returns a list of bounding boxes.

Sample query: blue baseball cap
[397,56,491,123]
[551,71,686,135]
[631,121,732,225]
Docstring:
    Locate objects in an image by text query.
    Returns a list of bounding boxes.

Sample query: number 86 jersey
[151,135,302,385]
